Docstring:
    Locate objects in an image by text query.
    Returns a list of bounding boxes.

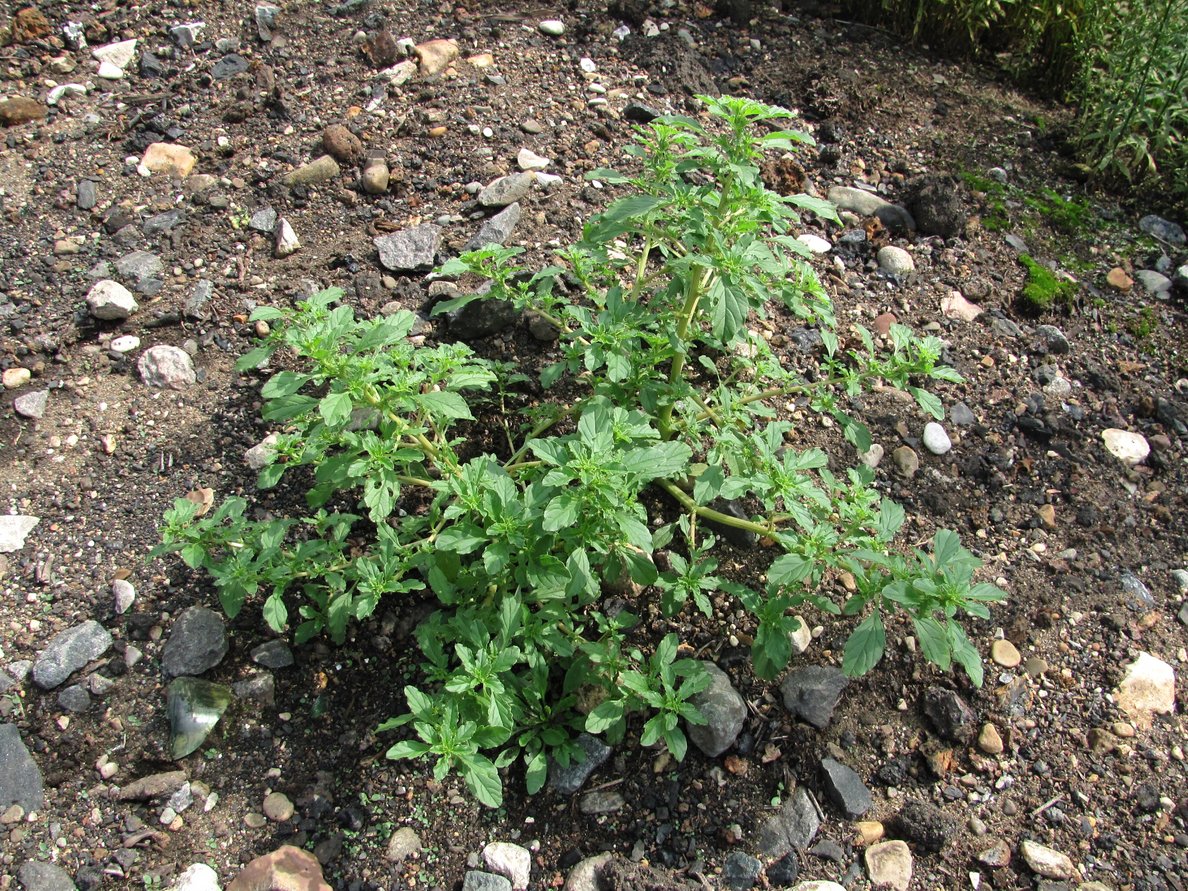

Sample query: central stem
[657,268,711,438]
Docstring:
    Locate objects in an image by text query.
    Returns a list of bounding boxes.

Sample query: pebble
[781,666,849,729]
[722,851,763,890]
[19,862,80,891]
[0,515,39,553]
[798,234,832,254]
[93,38,137,77]
[161,606,228,678]
[991,639,1021,668]
[138,143,197,178]
[539,19,565,36]
[361,155,390,194]
[820,757,872,818]
[517,148,551,171]
[414,38,459,75]
[923,686,976,742]
[3,368,31,389]
[977,840,1011,867]
[111,335,141,353]
[282,155,341,188]
[374,224,441,272]
[977,723,1004,755]
[139,345,196,389]
[877,245,915,275]
[386,826,422,862]
[243,812,267,829]
[251,640,294,669]
[478,173,536,208]
[262,791,294,822]
[855,821,885,846]
[1102,429,1150,465]
[891,445,919,478]
[1134,269,1172,294]
[32,620,112,689]
[463,872,512,891]
[273,218,301,257]
[865,840,912,891]
[0,97,47,126]
[859,443,884,469]
[321,124,363,164]
[1138,214,1186,245]
[13,390,48,420]
[483,842,531,890]
[86,279,139,321]
[1106,267,1133,291]
[464,203,521,252]
[827,186,915,231]
[940,291,982,321]
[686,662,746,757]
[1020,840,1075,879]
[922,422,952,455]
[1114,651,1176,724]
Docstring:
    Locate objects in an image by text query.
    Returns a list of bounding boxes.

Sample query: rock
[564,854,613,891]
[820,757,872,818]
[686,662,746,757]
[251,640,293,669]
[167,677,233,759]
[991,639,1021,668]
[144,210,185,237]
[116,251,164,291]
[18,861,77,891]
[791,883,846,891]
[826,187,915,232]
[93,38,137,78]
[11,8,52,43]
[877,245,915,275]
[865,840,912,891]
[321,125,362,164]
[415,39,459,75]
[797,234,832,253]
[32,621,112,690]
[891,445,919,478]
[14,390,48,420]
[977,840,1012,867]
[950,402,976,426]
[170,22,206,48]
[922,686,975,742]
[1102,429,1150,465]
[262,791,294,822]
[1020,840,1075,879]
[0,98,48,127]
[483,842,531,890]
[906,174,966,238]
[1114,652,1176,725]
[167,864,219,891]
[1134,270,1172,294]
[374,224,441,272]
[780,666,848,729]
[138,143,197,178]
[139,346,196,389]
[227,845,332,891]
[463,872,512,891]
[464,203,522,251]
[249,209,278,233]
[0,724,44,812]
[789,617,812,653]
[940,291,982,321]
[76,180,98,210]
[1139,214,1186,245]
[361,154,390,195]
[3,368,30,389]
[1106,267,1133,291]
[117,770,188,800]
[162,606,228,678]
[891,798,955,852]
[722,852,762,890]
[550,732,611,794]
[539,19,566,36]
[185,281,214,319]
[478,173,536,208]
[517,148,551,171]
[273,218,300,257]
[578,790,624,814]
[767,853,799,886]
[58,684,91,713]
[447,296,518,340]
[756,786,820,857]
[255,5,281,41]
[386,827,422,863]
[977,723,1004,754]
[922,422,951,455]
[1034,324,1070,354]
[0,516,39,552]
[232,673,274,706]
[282,155,341,188]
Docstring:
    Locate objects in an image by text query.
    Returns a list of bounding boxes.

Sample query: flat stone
[820,757,872,818]
[232,673,274,706]
[245,433,280,471]
[1102,429,1149,465]
[464,203,522,251]
[1134,270,1172,293]
[463,872,512,891]
[446,295,518,340]
[1139,214,1186,245]
[262,791,294,822]
[686,662,746,757]
[976,840,1012,867]
[86,279,139,321]
[211,54,249,79]
[18,861,77,891]
[415,39,459,75]
[780,666,848,729]
[251,640,293,669]
[550,732,610,795]
[58,683,92,713]
[14,390,48,420]
[865,840,912,891]
[950,402,976,426]
[1020,840,1075,879]
[111,335,141,354]
[2,368,30,389]
[756,786,820,858]
[138,143,196,178]
[139,345,196,389]
[282,155,341,188]
[116,251,165,291]
[32,620,112,690]
[162,606,228,678]
[478,173,535,208]
[578,790,624,814]
[798,234,832,253]
[722,851,762,890]
[991,639,1021,668]
[255,5,281,41]
[117,770,188,800]
[227,845,332,891]
[1107,267,1133,291]
[92,38,137,72]
[891,445,918,478]
[483,842,531,890]
[1115,652,1176,725]
[539,19,565,35]
[185,281,214,319]
[374,224,441,272]
[0,724,44,812]
[877,245,915,275]
[0,516,39,552]
[922,422,951,455]
[941,291,982,321]
[517,148,550,171]
[386,826,422,863]
[0,98,48,126]
[321,125,363,164]
[827,186,915,231]
[273,218,300,257]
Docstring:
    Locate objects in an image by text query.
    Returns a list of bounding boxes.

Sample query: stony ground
[1,1,1187,891]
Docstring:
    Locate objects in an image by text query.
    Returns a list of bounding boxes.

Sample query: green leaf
[585,699,625,734]
[257,463,285,490]
[249,306,286,322]
[913,616,951,670]
[768,553,814,588]
[261,372,313,399]
[543,493,580,532]
[463,755,503,808]
[262,594,288,633]
[320,391,355,428]
[600,194,664,224]
[842,611,886,677]
[525,750,548,795]
[947,621,984,687]
[385,739,432,761]
[179,543,206,569]
[236,345,275,372]
[417,390,473,421]
[620,442,693,479]
[877,501,906,541]
[261,394,319,422]
[910,387,945,420]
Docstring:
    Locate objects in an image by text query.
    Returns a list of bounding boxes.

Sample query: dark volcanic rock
[780,666,849,729]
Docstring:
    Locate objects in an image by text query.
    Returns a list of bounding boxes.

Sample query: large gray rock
[374,225,441,272]
[0,724,44,812]
[18,860,77,891]
[1139,214,1185,245]
[86,279,139,320]
[781,666,848,729]
[820,757,872,818]
[686,662,746,757]
[755,786,820,858]
[477,173,535,208]
[827,186,915,232]
[115,250,164,292]
[446,296,518,341]
[13,390,48,420]
[32,620,113,690]
[162,606,228,678]
[0,515,39,552]
[462,872,512,891]
[464,203,522,251]
[906,174,966,238]
[550,732,611,795]
[138,345,196,389]
[922,686,975,742]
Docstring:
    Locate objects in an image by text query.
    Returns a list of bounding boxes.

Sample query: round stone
[2,368,31,389]
[977,723,1004,755]
[1102,429,1149,465]
[922,422,952,455]
[262,791,293,822]
[539,19,565,36]
[877,245,915,275]
[990,639,1021,668]
[110,335,141,353]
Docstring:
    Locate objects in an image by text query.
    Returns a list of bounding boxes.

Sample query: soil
[1,1,1186,890]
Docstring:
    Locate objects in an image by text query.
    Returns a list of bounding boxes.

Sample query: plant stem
[656,478,776,537]
[657,269,710,437]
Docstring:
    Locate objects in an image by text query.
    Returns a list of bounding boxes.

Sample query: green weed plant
[157,97,1003,806]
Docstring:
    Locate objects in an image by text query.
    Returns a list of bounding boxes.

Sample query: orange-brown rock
[0,97,47,126]
[227,845,332,891]
[10,7,51,44]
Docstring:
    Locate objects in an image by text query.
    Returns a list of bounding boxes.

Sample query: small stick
[1031,794,1063,816]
